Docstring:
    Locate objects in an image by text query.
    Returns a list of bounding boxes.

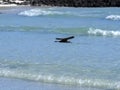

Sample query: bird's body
[55,36,74,43]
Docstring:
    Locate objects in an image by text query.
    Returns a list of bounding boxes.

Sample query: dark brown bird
[55,36,74,43]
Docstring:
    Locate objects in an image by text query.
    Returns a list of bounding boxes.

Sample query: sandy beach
[0,4,17,7]
[0,4,31,11]
[0,4,31,14]
[0,4,18,9]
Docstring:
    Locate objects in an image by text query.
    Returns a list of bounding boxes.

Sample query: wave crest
[1,25,120,37]
[88,28,120,37]
[106,15,120,20]
[18,8,70,16]
[0,69,120,89]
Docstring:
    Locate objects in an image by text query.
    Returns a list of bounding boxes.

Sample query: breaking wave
[0,68,120,90]
[88,28,120,37]
[18,8,105,17]
[106,15,120,20]
[18,8,71,16]
[0,60,120,90]
[1,25,120,37]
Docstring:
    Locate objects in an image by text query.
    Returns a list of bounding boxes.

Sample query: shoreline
[0,4,31,12]
[0,4,17,7]
[0,4,31,10]
[0,4,119,9]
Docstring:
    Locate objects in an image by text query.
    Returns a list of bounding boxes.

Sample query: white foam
[106,15,120,20]
[18,8,68,16]
[0,69,120,89]
[88,28,120,37]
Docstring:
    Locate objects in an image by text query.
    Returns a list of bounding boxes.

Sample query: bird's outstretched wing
[55,36,74,43]
[56,36,74,40]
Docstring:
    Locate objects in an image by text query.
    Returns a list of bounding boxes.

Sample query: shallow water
[0,6,120,90]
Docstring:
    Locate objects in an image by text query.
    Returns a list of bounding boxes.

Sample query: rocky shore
[30,0,120,7]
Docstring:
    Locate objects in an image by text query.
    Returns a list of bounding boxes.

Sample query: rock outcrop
[30,0,120,7]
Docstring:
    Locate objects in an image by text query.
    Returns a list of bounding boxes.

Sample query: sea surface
[0,6,120,90]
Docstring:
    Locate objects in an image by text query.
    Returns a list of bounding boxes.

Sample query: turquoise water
[0,6,120,90]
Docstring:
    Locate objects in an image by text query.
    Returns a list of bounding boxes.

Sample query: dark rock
[30,0,120,7]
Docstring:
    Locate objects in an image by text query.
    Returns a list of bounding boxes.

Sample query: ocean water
[0,6,120,90]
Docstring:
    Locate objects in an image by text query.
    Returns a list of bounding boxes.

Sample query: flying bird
[55,36,74,43]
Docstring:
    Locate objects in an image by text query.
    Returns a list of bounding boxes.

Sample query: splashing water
[106,15,120,20]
